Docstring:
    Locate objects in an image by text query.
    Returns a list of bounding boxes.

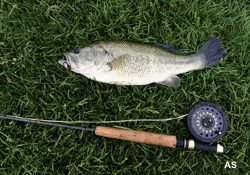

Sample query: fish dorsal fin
[155,43,183,53]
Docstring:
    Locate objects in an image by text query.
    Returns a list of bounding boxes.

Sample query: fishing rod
[0,102,227,153]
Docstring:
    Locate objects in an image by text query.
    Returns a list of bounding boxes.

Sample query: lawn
[0,0,249,174]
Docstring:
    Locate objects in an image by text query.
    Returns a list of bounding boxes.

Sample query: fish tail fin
[197,37,227,69]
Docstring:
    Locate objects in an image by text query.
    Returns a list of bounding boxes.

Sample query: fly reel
[187,102,227,143]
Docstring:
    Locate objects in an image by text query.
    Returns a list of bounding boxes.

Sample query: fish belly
[93,71,171,85]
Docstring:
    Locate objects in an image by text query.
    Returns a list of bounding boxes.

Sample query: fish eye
[74,49,80,54]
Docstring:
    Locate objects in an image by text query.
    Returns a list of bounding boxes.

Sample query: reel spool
[187,102,227,143]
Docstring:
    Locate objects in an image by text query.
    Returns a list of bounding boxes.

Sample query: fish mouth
[58,53,72,69]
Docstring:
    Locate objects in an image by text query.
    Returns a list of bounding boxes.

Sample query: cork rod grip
[95,126,177,148]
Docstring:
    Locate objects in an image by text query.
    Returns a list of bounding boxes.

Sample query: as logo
[224,161,236,168]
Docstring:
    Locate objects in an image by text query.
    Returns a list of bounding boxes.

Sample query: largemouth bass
[58,37,227,87]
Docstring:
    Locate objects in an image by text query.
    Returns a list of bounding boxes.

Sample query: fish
[58,37,227,87]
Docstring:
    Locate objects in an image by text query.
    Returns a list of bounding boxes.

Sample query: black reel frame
[187,102,228,143]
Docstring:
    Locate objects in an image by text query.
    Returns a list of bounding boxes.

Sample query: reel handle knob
[176,139,225,153]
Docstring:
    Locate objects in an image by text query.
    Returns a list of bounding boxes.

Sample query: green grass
[0,0,249,174]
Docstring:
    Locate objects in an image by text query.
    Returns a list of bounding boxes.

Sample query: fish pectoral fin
[108,54,131,71]
[99,54,130,72]
[156,76,180,87]
[155,43,183,53]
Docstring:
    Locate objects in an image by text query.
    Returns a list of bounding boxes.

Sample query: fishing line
[0,114,187,124]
